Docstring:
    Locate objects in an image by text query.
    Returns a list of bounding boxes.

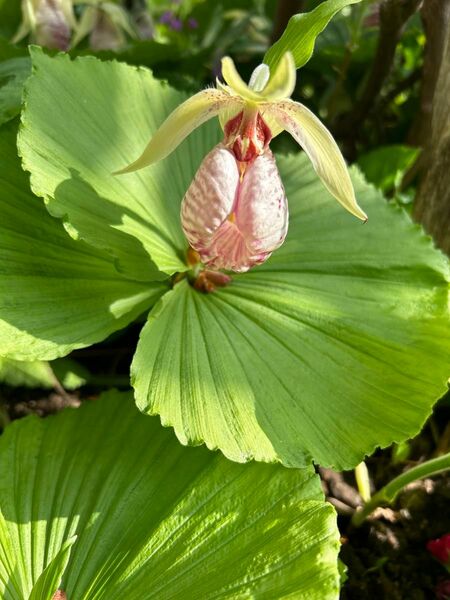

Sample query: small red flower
[428,534,450,567]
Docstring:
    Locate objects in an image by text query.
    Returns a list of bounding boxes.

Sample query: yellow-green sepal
[221,56,263,102]
[261,52,296,101]
[115,88,241,174]
[221,52,296,103]
[267,99,367,221]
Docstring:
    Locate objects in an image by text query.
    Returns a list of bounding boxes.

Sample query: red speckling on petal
[181,143,288,273]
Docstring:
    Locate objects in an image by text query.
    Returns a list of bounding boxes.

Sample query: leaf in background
[0,357,89,390]
[52,358,90,390]
[0,2,21,38]
[264,0,362,71]
[357,145,420,193]
[0,121,167,361]
[133,155,449,470]
[0,391,340,599]
[19,48,222,277]
[0,56,31,126]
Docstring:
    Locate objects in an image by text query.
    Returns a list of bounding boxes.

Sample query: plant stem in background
[354,461,371,502]
[352,0,421,122]
[326,3,366,121]
[352,452,450,526]
[408,0,450,147]
[333,0,422,155]
[413,1,450,253]
[271,0,305,44]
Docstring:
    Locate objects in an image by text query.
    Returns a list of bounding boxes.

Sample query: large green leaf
[0,121,166,361]
[0,391,340,599]
[132,158,449,469]
[264,0,362,71]
[19,47,222,278]
[18,51,449,469]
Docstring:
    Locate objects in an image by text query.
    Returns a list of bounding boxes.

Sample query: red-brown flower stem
[186,246,232,293]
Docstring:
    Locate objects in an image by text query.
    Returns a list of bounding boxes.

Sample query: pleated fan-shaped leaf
[0,120,166,361]
[16,50,450,469]
[0,391,340,600]
[19,47,222,279]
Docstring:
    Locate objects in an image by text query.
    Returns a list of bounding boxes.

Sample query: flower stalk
[352,452,450,526]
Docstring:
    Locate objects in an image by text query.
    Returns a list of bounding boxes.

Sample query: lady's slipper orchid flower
[117,52,367,273]
[72,1,136,51]
[13,0,75,50]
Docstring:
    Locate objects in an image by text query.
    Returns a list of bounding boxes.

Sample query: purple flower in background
[188,17,198,29]
[159,10,183,31]
[169,16,183,31]
[159,10,174,25]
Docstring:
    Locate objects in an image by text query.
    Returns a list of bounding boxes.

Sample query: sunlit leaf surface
[0,121,166,361]
[0,391,340,599]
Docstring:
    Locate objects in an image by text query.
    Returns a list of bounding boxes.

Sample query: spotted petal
[267,99,367,221]
[115,88,241,174]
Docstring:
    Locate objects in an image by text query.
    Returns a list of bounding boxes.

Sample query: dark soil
[340,476,450,600]
[332,399,450,600]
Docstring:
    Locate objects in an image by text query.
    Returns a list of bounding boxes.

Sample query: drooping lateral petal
[260,52,296,101]
[11,20,31,43]
[115,88,240,174]
[105,3,136,38]
[268,99,367,221]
